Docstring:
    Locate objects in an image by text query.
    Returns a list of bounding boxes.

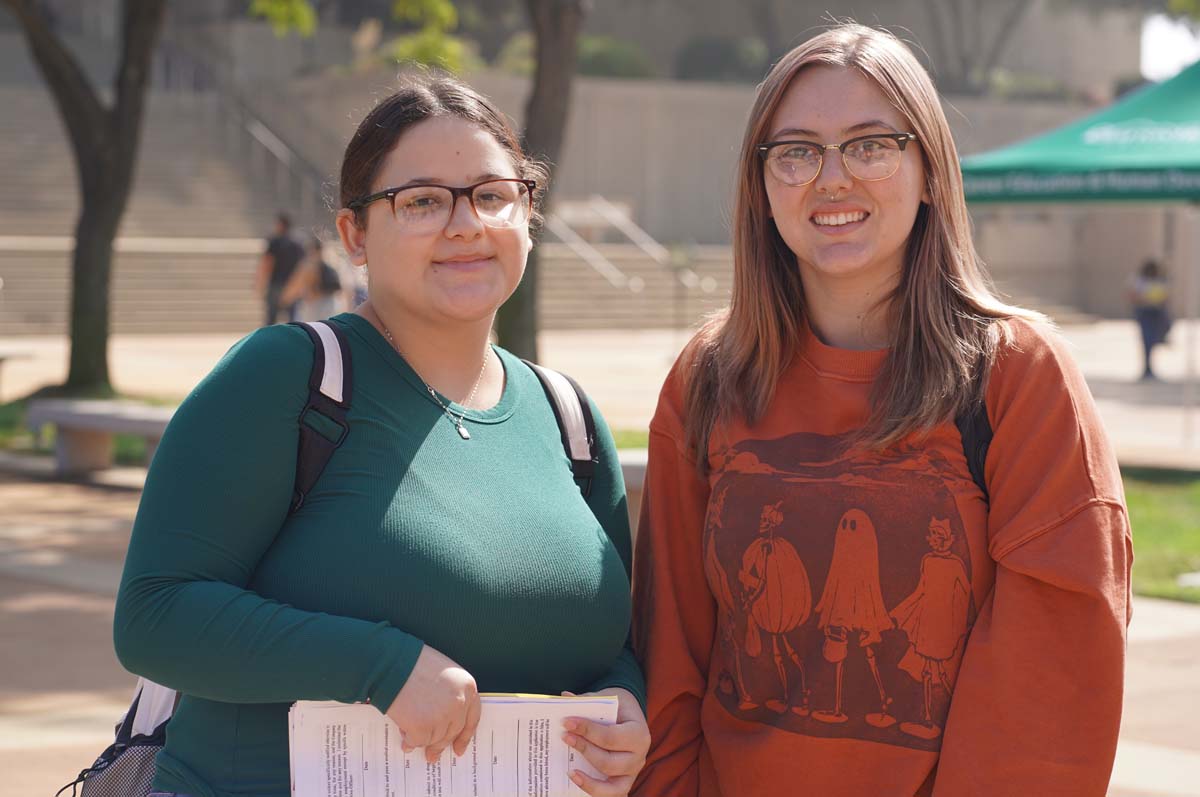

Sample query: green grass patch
[1123,467,1200,603]
[0,399,27,448]
[612,428,650,449]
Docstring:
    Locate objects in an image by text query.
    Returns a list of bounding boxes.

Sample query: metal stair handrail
[583,195,718,295]
[154,22,332,232]
[545,215,644,293]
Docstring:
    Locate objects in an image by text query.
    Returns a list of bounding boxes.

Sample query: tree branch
[979,0,1035,83]
[945,0,971,89]
[113,0,168,171]
[924,0,956,89]
[2,0,109,163]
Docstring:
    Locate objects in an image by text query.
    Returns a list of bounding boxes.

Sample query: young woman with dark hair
[633,24,1131,797]
[115,75,648,797]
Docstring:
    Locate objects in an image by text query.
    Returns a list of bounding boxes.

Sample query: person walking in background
[256,212,306,325]
[633,23,1131,797]
[280,235,345,322]
[1129,259,1171,380]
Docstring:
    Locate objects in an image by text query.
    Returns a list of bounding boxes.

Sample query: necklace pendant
[456,422,471,440]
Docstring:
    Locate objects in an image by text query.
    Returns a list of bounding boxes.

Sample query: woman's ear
[335,208,368,266]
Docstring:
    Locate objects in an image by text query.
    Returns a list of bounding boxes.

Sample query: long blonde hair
[684,24,1035,468]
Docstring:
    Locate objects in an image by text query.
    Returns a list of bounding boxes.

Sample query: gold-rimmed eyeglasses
[347,178,536,233]
[758,133,918,186]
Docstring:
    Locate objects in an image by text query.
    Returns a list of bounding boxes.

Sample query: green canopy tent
[961,60,1200,202]
[961,59,1200,447]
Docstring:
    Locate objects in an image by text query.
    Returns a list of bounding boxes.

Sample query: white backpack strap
[523,361,598,496]
[289,321,353,512]
[130,677,178,737]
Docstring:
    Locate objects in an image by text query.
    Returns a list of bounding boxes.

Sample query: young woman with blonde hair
[633,24,1131,796]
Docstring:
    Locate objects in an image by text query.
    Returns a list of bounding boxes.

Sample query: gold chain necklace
[378,320,490,440]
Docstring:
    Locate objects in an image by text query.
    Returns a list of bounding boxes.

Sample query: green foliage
[497,32,656,79]
[577,35,655,79]
[496,31,535,76]
[386,30,481,72]
[249,0,318,37]
[674,35,768,83]
[0,400,26,449]
[1169,0,1200,18]
[393,0,458,32]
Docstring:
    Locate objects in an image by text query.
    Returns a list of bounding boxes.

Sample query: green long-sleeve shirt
[114,313,643,797]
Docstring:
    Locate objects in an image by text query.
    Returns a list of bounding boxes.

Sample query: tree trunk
[495,0,586,361]
[67,201,122,391]
[4,0,167,395]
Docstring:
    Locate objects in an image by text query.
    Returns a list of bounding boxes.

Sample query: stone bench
[27,399,175,476]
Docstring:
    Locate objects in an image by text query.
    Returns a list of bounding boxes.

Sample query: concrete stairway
[0,246,263,335]
[0,83,738,335]
[0,242,731,335]
[0,87,281,239]
[539,245,731,330]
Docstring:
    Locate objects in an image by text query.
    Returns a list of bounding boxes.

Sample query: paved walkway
[0,471,1196,796]
[1,321,1199,795]
[2,320,1199,468]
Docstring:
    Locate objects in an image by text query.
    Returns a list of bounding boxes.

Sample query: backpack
[57,320,600,797]
[316,260,342,296]
[955,397,993,504]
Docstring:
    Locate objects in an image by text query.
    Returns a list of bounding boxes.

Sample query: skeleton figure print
[702,431,980,752]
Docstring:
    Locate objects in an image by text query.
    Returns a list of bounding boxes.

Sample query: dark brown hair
[339,74,548,229]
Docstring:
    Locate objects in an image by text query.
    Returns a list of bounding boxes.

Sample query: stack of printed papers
[289,693,618,797]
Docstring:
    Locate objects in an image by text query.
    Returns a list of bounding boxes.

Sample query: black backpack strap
[289,321,353,513]
[955,397,993,504]
[523,360,599,498]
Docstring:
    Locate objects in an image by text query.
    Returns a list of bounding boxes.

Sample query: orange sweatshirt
[632,318,1132,797]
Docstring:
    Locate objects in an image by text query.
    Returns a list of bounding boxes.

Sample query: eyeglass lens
[768,136,905,185]
[392,180,531,231]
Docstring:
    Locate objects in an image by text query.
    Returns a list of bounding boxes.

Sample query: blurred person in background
[280,234,344,322]
[1128,258,1171,381]
[633,23,1131,797]
[256,211,305,325]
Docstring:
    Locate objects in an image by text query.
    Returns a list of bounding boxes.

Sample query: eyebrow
[769,119,900,139]
[393,172,509,188]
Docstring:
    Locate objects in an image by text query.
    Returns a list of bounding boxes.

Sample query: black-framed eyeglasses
[347,178,537,233]
[757,132,918,186]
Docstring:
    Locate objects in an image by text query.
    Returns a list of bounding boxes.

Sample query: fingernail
[563,719,578,731]
[569,771,583,784]
[562,732,576,748]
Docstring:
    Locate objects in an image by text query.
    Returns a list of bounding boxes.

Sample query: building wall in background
[1,1,1185,321]
[585,0,1142,101]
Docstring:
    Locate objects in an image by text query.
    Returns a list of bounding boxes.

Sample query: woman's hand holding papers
[384,644,481,763]
[561,688,650,796]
